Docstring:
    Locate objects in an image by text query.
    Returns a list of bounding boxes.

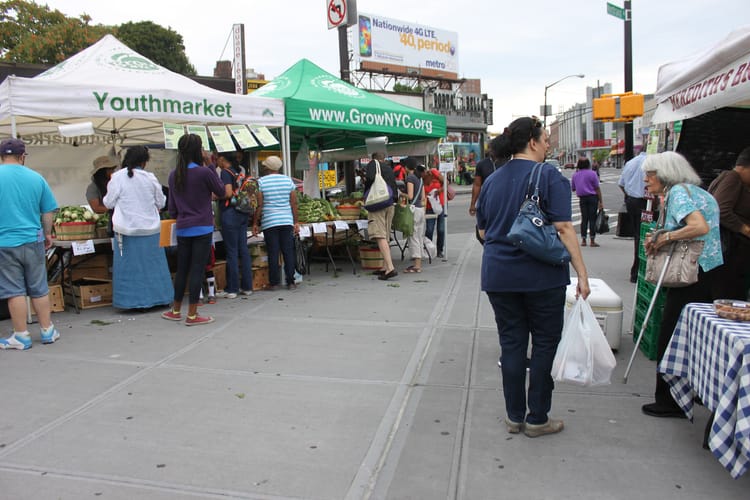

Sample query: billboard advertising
[355,12,458,80]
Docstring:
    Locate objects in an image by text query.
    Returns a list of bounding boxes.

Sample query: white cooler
[565,278,623,351]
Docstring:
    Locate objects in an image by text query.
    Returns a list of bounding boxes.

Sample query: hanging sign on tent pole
[438,143,455,173]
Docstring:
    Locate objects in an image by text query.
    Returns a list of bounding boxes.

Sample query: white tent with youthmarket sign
[252,58,446,152]
[0,34,284,144]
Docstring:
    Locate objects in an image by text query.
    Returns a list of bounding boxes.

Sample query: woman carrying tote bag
[640,152,723,418]
[476,116,591,438]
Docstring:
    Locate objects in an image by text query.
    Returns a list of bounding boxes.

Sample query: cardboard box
[64,278,113,310]
[252,266,270,291]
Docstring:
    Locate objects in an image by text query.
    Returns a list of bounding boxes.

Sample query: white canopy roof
[652,25,750,124]
[0,35,284,144]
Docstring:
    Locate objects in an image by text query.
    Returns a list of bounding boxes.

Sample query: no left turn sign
[327,0,347,29]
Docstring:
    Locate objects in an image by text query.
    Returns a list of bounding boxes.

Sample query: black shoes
[641,402,686,419]
[378,270,398,281]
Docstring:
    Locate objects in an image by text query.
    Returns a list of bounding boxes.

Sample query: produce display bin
[54,221,95,241]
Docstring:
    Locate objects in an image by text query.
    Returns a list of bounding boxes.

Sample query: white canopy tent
[652,25,750,124]
[0,34,285,144]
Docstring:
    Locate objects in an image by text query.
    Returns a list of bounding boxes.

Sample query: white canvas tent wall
[652,25,750,124]
[0,34,284,143]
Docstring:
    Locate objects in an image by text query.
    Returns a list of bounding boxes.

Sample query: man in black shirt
[469,155,502,216]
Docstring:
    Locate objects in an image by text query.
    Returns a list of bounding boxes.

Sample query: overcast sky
[44,1,748,131]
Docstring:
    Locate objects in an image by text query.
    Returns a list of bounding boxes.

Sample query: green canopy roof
[253,59,446,151]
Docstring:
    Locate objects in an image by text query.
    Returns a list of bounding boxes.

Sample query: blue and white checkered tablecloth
[659,302,750,479]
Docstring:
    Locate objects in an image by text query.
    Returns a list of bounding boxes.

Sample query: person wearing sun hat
[86,155,118,213]
[0,138,60,350]
[252,155,300,290]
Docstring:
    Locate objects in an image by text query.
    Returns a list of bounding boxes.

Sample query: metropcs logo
[311,75,365,99]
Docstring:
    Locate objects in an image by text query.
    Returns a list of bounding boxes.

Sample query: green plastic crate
[638,222,657,261]
[633,280,666,361]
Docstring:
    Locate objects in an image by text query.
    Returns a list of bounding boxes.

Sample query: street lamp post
[543,74,585,127]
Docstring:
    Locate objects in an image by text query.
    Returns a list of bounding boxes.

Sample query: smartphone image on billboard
[359,16,372,57]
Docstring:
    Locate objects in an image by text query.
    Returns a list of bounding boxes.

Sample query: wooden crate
[252,267,270,291]
[48,284,65,312]
[213,260,226,292]
[64,278,112,310]
[69,253,111,281]
[29,284,65,315]
[54,222,95,241]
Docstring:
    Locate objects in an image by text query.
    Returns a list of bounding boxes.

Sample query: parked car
[563,162,576,169]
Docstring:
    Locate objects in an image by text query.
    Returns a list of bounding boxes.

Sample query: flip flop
[403,267,422,273]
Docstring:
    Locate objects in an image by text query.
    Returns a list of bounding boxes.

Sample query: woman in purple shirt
[571,158,603,247]
[162,134,230,326]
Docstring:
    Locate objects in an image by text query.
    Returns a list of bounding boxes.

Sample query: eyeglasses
[645,171,657,177]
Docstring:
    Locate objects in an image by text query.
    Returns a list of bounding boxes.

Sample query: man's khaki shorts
[367,205,395,239]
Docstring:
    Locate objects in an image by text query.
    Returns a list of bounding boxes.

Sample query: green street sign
[607,2,625,20]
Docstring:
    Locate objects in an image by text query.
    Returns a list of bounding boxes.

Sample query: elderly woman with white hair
[640,151,723,418]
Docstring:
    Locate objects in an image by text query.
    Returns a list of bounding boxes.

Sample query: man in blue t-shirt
[0,138,60,350]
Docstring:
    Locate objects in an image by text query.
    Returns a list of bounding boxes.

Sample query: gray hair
[641,151,701,187]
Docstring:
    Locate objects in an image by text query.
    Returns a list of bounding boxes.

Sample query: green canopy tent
[252,59,446,157]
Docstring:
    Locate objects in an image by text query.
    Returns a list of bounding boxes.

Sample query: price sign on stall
[72,240,95,256]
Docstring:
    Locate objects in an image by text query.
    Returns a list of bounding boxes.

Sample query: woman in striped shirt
[252,156,299,290]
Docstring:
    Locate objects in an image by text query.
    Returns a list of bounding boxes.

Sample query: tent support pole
[282,125,292,178]
[11,115,17,138]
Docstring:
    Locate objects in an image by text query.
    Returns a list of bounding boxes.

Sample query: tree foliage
[0,0,111,64]
[0,1,197,75]
[116,21,196,75]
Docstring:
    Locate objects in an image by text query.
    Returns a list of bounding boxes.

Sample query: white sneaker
[239,289,253,296]
[0,333,32,350]
[217,291,237,299]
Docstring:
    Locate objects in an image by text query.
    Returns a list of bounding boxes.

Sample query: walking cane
[622,242,675,383]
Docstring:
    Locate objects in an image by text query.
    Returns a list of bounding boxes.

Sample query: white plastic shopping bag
[552,296,616,386]
[427,190,443,216]
[423,236,437,259]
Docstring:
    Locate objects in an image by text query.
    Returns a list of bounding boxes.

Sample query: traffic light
[593,97,616,120]
[620,93,644,118]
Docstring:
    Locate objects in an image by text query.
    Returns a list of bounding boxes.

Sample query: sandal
[404,266,422,273]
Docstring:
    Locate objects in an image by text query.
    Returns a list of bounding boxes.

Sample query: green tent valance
[253,59,446,151]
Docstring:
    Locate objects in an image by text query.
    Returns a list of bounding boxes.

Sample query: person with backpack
[217,151,254,298]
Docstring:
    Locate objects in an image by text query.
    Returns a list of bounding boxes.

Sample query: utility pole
[338,25,350,83]
[623,1,633,162]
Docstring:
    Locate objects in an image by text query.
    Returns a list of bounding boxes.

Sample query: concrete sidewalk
[0,231,747,499]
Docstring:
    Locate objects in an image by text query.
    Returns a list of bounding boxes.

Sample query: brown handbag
[644,184,704,288]
[645,238,704,287]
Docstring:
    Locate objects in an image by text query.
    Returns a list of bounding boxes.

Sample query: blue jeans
[220,209,252,293]
[425,210,446,255]
[487,287,565,425]
[263,225,296,286]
